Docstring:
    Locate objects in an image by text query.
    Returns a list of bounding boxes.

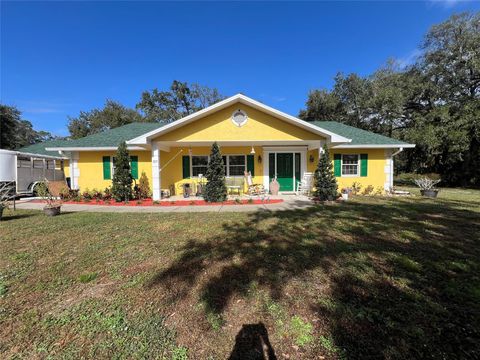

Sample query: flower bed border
[32,198,283,207]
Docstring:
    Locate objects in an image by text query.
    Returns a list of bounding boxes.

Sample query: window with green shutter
[247,155,255,177]
[333,154,341,177]
[102,156,111,180]
[182,156,190,179]
[130,156,138,179]
[360,154,368,177]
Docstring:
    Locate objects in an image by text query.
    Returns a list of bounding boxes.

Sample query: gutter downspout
[390,147,403,190]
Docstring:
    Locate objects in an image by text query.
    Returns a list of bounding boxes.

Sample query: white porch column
[70,152,79,189]
[152,142,161,200]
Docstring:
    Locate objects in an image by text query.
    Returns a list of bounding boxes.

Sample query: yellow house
[38,94,413,200]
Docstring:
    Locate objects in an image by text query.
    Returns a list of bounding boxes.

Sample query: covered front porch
[150,142,324,200]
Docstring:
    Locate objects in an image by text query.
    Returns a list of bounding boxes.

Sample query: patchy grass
[1,188,479,359]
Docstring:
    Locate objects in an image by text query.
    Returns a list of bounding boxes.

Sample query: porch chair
[244,171,266,196]
[296,172,314,196]
[226,177,242,196]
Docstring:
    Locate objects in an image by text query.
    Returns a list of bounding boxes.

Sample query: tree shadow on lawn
[148,197,480,358]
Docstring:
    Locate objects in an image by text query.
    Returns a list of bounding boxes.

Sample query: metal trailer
[0,149,67,196]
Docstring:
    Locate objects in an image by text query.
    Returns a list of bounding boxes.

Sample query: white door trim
[263,148,307,192]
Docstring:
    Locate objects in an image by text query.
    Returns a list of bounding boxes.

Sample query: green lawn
[1,188,479,359]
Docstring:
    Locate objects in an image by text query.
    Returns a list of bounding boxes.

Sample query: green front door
[276,153,294,191]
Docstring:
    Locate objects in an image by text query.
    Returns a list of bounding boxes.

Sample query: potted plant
[0,181,15,220]
[414,177,441,198]
[36,182,62,216]
[341,188,350,200]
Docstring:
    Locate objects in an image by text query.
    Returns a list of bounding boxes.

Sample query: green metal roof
[312,121,410,146]
[46,122,164,149]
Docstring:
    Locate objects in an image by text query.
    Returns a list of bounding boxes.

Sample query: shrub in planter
[362,185,374,196]
[82,188,93,202]
[111,141,133,202]
[91,188,103,202]
[351,182,362,195]
[103,187,112,201]
[314,146,338,201]
[137,171,151,199]
[36,181,62,216]
[204,142,227,203]
[414,178,441,198]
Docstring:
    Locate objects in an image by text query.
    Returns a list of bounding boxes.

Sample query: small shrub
[78,272,98,283]
[362,185,374,196]
[91,188,102,202]
[137,171,151,199]
[111,141,133,202]
[314,146,338,201]
[136,200,142,205]
[204,142,227,202]
[247,198,254,204]
[189,200,195,205]
[103,187,112,201]
[153,200,160,205]
[374,186,384,195]
[234,197,242,204]
[82,188,92,201]
[351,181,362,195]
[319,335,339,354]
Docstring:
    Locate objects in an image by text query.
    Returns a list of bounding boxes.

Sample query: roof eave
[332,144,415,149]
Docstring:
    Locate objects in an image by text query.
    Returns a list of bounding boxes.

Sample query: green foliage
[67,100,143,139]
[314,146,338,201]
[171,346,189,360]
[136,80,225,123]
[204,142,227,202]
[300,12,480,186]
[137,171,151,199]
[0,104,54,149]
[394,172,441,186]
[111,142,133,202]
[290,315,314,347]
[78,272,98,283]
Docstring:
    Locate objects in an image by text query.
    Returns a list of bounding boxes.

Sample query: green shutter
[360,154,368,177]
[247,155,255,177]
[182,156,190,179]
[333,154,341,177]
[130,156,138,179]
[103,156,111,180]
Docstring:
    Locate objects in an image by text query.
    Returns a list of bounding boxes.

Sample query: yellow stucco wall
[160,146,263,195]
[63,159,70,178]
[77,150,152,191]
[307,148,388,191]
[155,104,323,142]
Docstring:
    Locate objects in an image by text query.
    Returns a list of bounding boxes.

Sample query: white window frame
[341,154,360,177]
[110,156,135,177]
[223,154,247,177]
[191,155,209,178]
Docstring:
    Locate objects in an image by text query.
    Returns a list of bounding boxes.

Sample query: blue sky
[1,1,479,136]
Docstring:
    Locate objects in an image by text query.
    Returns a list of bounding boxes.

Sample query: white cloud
[429,0,471,9]
[397,49,422,69]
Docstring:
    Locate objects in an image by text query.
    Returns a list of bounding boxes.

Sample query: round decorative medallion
[231,109,248,127]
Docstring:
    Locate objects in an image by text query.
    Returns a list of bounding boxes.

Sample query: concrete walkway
[13,196,314,213]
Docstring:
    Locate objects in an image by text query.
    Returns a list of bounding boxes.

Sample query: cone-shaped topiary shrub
[204,142,227,202]
[111,141,133,202]
[314,145,338,201]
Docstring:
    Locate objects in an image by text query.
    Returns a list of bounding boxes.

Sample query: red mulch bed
[32,198,283,207]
